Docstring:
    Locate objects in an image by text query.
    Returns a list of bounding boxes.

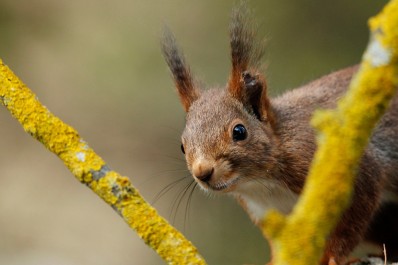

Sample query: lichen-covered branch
[0,60,206,265]
[262,1,398,265]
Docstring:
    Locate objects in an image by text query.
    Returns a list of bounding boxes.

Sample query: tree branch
[0,60,206,265]
[262,1,398,265]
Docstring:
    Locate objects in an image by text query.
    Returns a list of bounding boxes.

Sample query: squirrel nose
[192,161,214,183]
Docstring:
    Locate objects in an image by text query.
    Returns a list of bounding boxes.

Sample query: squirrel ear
[240,71,274,125]
[227,4,274,124]
[161,27,200,112]
[228,3,263,99]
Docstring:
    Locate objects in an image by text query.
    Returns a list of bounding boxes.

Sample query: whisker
[244,175,272,192]
[151,153,186,164]
[152,176,188,205]
[171,179,196,225]
[279,179,297,201]
[159,168,190,174]
[184,182,198,231]
[169,178,195,223]
[138,166,189,187]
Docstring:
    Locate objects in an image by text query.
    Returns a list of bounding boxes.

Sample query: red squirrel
[161,5,398,265]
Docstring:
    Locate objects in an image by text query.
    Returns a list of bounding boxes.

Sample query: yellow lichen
[0,60,206,265]
[262,1,398,265]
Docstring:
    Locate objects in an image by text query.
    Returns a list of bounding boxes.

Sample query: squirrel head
[162,5,278,193]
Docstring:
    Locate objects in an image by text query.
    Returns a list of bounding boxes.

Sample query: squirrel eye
[232,124,247,141]
[180,144,185,154]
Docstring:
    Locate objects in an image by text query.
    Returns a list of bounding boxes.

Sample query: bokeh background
[0,1,388,264]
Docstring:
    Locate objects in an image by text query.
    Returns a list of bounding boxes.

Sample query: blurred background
[0,1,388,264]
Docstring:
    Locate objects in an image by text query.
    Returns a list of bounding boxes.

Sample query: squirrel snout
[192,161,214,183]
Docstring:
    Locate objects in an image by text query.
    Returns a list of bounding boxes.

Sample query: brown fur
[161,4,398,265]
[161,27,200,112]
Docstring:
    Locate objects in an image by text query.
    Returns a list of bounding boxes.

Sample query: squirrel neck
[233,72,351,223]
[233,122,312,224]
[235,66,357,224]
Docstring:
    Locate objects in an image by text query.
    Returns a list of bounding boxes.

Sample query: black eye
[232,124,247,141]
[181,144,185,154]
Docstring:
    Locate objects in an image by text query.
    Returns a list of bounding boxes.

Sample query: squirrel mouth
[207,176,239,191]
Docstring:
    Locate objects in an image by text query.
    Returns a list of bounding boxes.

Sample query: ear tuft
[228,2,265,99]
[227,3,274,126]
[161,27,200,112]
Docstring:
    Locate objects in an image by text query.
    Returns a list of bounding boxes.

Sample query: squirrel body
[161,6,398,265]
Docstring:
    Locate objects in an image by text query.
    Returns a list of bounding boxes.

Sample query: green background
[0,1,388,264]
